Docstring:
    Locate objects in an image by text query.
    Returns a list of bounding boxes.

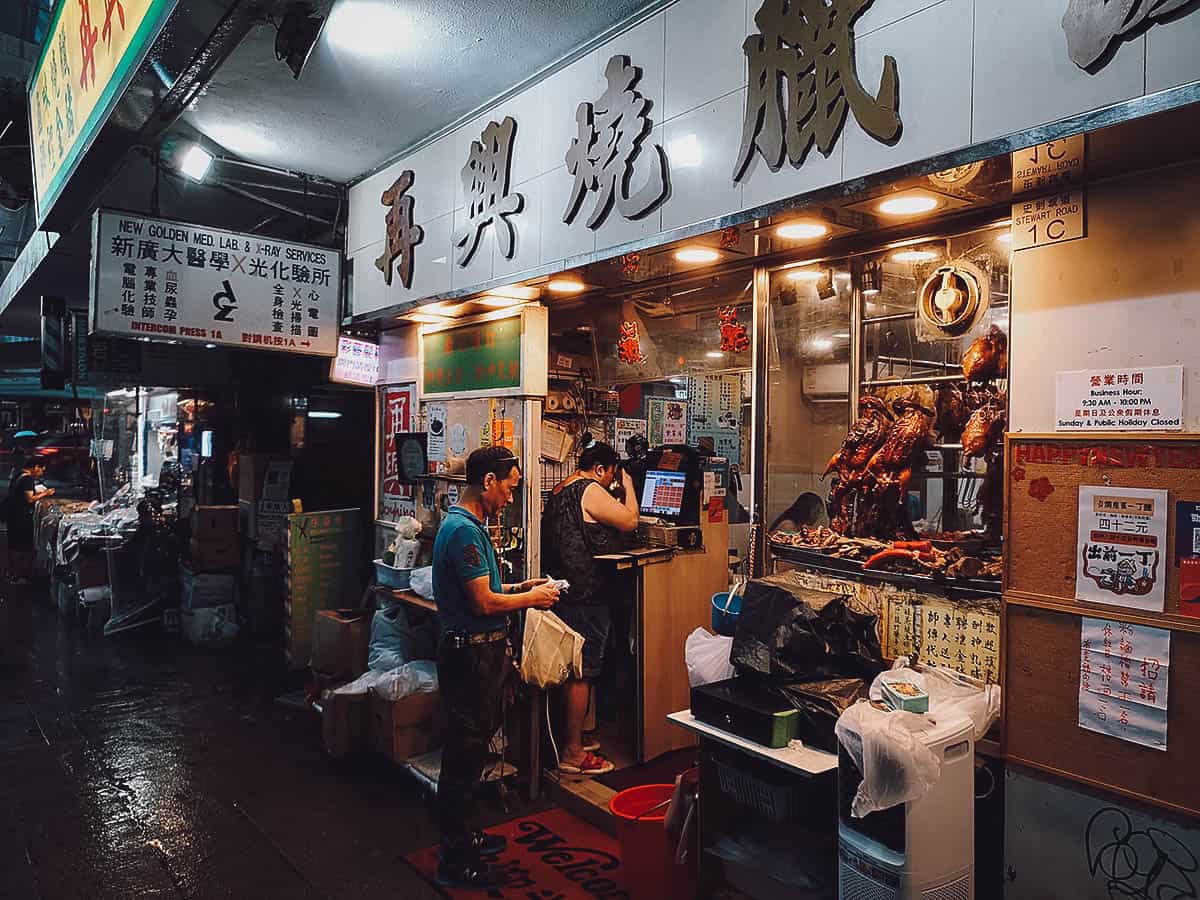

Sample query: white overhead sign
[90,210,341,356]
[1055,365,1184,431]
[330,336,380,386]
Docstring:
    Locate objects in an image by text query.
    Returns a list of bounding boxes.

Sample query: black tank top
[541,479,618,606]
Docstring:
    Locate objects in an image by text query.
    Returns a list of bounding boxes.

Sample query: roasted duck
[866,400,935,487]
[962,404,1006,457]
[935,384,969,442]
[962,325,1008,382]
[825,396,894,535]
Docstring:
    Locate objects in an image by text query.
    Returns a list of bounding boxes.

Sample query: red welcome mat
[404,807,628,899]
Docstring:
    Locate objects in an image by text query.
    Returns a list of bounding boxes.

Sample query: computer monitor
[640,469,687,519]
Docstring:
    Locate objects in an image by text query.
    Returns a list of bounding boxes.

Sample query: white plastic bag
[871,658,1001,741]
[333,660,438,699]
[519,609,584,689]
[685,627,735,687]
[409,566,434,600]
[835,701,942,818]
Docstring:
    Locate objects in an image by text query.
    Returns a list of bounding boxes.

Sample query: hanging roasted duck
[935,383,969,442]
[962,402,1007,458]
[824,396,894,534]
[962,325,1008,382]
[866,400,935,499]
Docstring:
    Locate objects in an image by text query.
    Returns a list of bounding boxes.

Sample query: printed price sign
[1010,191,1085,251]
[1076,486,1167,612]
[91,210,340,355]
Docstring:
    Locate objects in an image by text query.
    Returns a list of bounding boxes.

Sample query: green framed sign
[421,316,523,395]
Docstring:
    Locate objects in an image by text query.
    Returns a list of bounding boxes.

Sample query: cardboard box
[370,689,443,763]
[322,690,371,757]
[189,536,240,572]
[179,566,236,610]
[191,505,239,538]
[310,609,371,678]
[181,603,238,645]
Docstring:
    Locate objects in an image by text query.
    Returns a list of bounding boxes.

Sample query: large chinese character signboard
[30,0,177,224]
[91,210,340,355]
[1076,486,1168,612]
[379,385,417,523]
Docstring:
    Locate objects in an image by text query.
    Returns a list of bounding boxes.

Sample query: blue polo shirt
[432,505,506,634]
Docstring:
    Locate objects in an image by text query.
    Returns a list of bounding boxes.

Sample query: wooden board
[1005,434,1200,631]
[1005,603,1200,817]
[639,520,729,761]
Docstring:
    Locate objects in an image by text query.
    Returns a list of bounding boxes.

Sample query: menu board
[286,509,362,668]
[647,397,688,446]
[422,316,522,395]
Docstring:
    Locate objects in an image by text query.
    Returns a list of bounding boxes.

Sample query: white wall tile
[843,0,973,182]
[972,0,1145,142]
[384,212,453,309]
[486,81,547,190]
[661,91,744,231]
[664,0,747,122]
[738,132,844,214]
[539,166,597,267]
[349,239,387,316]
[347,168,395,256]
[407,138,460,224]
[855,0,947,36]
[493,176,542,281]
[540,50,601,177]
[590,123,667,252]
[449,205,495,290]
[1147,11,1200,94]
[601,12,667,128]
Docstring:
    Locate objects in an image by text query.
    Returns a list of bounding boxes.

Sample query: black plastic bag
[730,574,884,682]
[777,678,870,753]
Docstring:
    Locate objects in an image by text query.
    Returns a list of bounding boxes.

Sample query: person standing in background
[5,457,54,584]
[431,446,560,890]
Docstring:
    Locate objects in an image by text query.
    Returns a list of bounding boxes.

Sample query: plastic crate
[374,559,411,589]
[714,756,805,824]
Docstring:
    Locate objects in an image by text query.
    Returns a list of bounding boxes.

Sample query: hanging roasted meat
[962,405,1007,458]
[866,400,935,485]
[962,325,1009,382]
[935,384,969,442]
[824,396,894,535]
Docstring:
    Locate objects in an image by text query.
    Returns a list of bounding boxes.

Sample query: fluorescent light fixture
[775,220,829,240]
[667,133,702,168]
[877,193,940,216]
[307,410,342,419]
[706,350,725,359]
[675,247,720,264]
[180,143,214,182]
[546,278,586,294]
[669,376,686,384]
[786,269,825,282]
[485,284,540,301]
[892,249,940,263]
[833,332,851,339]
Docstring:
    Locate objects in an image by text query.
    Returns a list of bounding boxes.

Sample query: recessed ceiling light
[892,249,940,263]
[997,232,1013,244]
[675,247,720,264]
[475,296,524,308]
[484,284,540,301]
[775,221,829,240]
[877,194,940,216]
[546,278,587,294]
[706,350,725,359]
[179,143,213,182]
[786,269,825,282]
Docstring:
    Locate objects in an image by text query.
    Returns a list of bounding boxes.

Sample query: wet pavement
[0,579,540,899]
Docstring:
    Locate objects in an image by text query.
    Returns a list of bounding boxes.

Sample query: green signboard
[286,508,362,668]
[422,316,523,395]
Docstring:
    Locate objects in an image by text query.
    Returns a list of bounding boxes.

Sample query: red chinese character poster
[378,385,416,522]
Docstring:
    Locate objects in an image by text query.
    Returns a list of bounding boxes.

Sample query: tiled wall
[347,0,1200,317]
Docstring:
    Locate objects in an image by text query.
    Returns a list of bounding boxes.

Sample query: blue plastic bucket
[711,591,742,636]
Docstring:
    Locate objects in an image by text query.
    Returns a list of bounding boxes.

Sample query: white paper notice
[1079,617,1170,751]
[427,402,447,463]
[1055,365,1183,431]
[614,418,647,457]
[1076,486,1167,612]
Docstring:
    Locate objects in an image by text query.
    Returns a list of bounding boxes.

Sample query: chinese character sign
[454,116,523,266]
[733,0,902,182]
[379,385,416,523]
[331,336,380,387]
[91,210,340,355]
[30,0,176,223]
[1076,486,1168,612]
[1079,617,1169,751]
[1055,365,1183,432]
[563,54,670,229]
[374,170,423,289]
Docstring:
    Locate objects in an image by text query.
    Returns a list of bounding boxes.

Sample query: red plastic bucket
[610,784,693,900]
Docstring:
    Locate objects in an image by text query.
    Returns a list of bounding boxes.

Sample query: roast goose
[962,325,1008,382]
[962,405,1006,458]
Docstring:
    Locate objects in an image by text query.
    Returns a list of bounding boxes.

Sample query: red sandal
[559,751,614,776]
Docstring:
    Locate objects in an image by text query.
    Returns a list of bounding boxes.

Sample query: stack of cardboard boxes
[181,505,239,644]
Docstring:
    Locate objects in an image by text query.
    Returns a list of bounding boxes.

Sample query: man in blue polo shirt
[432,446,559,890]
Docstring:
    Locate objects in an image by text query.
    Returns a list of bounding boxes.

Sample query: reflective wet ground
[0,581,538,899]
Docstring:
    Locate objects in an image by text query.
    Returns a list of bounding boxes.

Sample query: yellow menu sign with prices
[29,0,176,224]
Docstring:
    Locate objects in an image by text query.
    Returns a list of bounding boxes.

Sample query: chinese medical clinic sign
[91,210,341,356]
[30,0,177,224]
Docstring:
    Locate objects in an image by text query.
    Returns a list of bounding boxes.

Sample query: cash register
[627,444,704,550]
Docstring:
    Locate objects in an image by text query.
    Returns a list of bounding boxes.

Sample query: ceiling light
[892,249,940,263]
[475,296,524,308]
[667,133,702,168]
[546,278,587,294]
[877,193,940,216]
[706,351,725,359]
[997,232,1013,244]
[205,343,217,349]
[421,301,466,316]
[833,332,851,339]
[675,247,720,264]
[403,313,449,325]
[786,269,825,283]
[179,143,213,182]
[775,221,829,240]
[307,411,342,419]
[810,338,834,351]
[275,3,326,79]
[485,284,540,301]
